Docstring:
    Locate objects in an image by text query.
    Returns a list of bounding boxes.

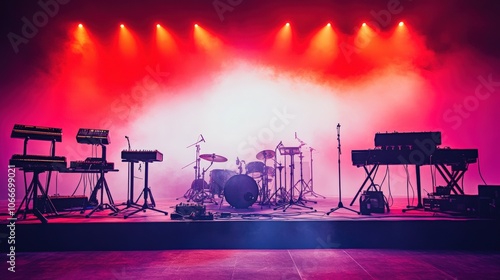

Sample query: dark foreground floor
[4,249,500,280]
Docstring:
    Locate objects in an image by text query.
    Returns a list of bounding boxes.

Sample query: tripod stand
[328,124,360,215]
[293,151,317,205]
[124,161,168,218]
[178,136,206,202]
[303,147,326,199]
[82,145,119,218]
[15,168,58,223]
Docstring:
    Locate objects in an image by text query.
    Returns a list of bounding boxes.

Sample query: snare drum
[246,161,264,178]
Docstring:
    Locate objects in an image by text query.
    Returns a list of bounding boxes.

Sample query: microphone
[200,134,205,143]
[236,157,240,165]
[125,136,131,150]
[138,163,142,172]
[276,140,283,149]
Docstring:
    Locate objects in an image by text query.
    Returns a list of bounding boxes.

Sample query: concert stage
[3,197,500,253]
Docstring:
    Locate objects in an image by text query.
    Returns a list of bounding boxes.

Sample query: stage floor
[6,249,500,280]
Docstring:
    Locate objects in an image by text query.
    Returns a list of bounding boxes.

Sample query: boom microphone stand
[327,124,360,215]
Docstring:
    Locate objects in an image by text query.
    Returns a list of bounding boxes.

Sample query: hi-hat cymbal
[200,153,228,162]
[256,149,275,160]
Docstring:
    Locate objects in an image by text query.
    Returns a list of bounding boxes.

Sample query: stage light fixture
[327,23,331,27]
[78,23,83,28]
[156,24,161,28]
[285,22,290,26]
[399,21,404,27]
[362,22,367,27]
[194,23,199,27]
[120,24,125,28]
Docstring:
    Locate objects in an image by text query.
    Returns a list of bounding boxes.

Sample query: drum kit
[179,134,323,210]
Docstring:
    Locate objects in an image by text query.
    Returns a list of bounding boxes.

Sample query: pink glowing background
[1,0,499,202]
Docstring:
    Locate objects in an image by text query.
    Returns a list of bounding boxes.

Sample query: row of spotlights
[77,21,405,28]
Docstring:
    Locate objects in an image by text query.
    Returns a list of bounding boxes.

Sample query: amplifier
[423,195,478,216]
[478,185,500,219]
[360,191,386,215]
[36,195,88,213]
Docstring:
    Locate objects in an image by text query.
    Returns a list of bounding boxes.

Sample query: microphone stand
[327,124,360,215]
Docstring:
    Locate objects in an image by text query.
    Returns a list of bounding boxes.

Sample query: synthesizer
[76,128,110,145]
[352,148,478,166]
[11,124,62,142]
[70,158,115,171]
[121,150,163,162]
[9,154,67,170]
[374,131,441,148]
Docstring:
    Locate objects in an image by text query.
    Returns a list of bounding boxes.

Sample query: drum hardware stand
[328,124,360,215]
[303,147,326,199]
[293,133,317,205]
[195,163,219,205]
[293,151,317,205]
[258,155,272,208]
[267,142,288,205]
[274,146,313,212]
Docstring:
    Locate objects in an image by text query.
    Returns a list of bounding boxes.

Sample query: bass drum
[223,175,258,208]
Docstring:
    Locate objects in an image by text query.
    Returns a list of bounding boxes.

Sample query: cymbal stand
[274,147,313,212]
[328,124,360,215]
[303,147,326,199]
[177,136,204,201]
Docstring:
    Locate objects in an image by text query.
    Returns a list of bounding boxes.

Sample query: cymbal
[200,153,228,163]
[256,149,275,160]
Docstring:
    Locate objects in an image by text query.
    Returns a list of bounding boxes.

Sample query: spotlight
[120,24,125,28]
[399,21,404,27]
[156,24,161,28]
[327,23,331,27]
[285,22,290,27]
[362,22,367,27]
[78,23,83,28]
[194,23,199,27]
